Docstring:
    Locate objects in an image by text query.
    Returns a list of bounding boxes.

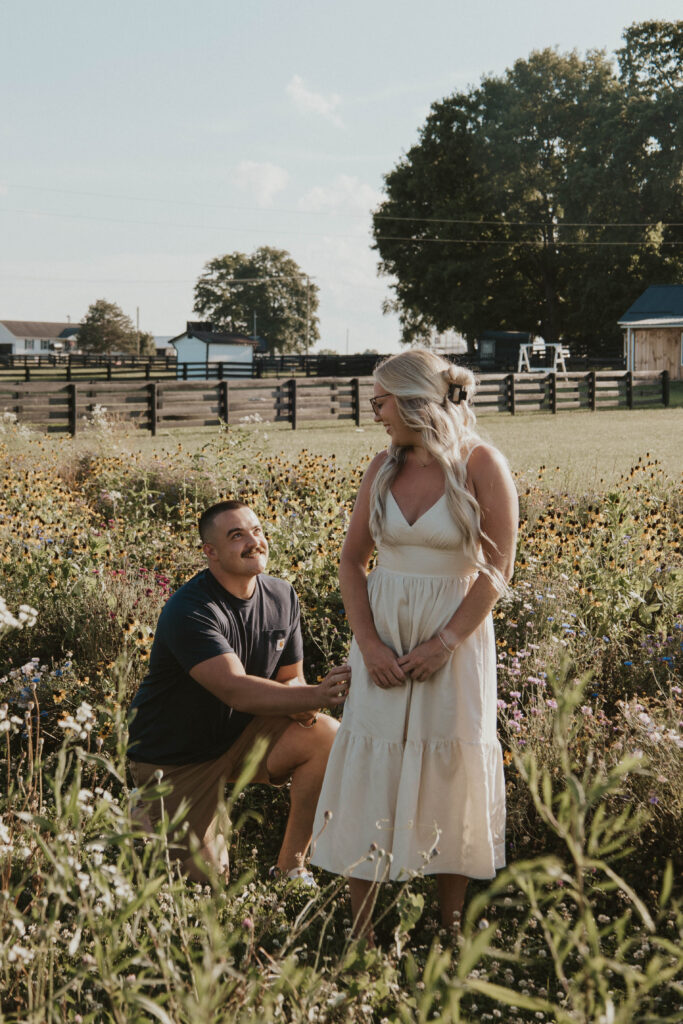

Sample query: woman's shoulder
[465,442,517,495]
[365,449,389,478]
[463,439,503,465]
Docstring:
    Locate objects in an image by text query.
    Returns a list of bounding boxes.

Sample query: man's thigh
[129,715,295,833]
[265,712,339,781]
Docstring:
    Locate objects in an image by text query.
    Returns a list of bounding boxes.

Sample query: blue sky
[2,0,681,352]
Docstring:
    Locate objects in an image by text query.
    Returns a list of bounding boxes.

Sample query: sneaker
[269,865,318,887]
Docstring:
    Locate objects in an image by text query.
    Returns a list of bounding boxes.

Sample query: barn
[619,285,683,382]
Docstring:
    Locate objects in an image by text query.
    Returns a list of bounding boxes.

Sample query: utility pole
[305,275,310,358]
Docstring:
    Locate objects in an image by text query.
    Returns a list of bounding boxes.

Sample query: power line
[2,205,679,249]
[3,182,682,229]
[374,214,683,228]
[373,236,682,247]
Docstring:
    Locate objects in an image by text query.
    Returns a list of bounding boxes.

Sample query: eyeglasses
[369,392,392,415]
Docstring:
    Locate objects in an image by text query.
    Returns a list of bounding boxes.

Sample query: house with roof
[169,322,261,376]
[0,320,81,357]
[618,285,683,381]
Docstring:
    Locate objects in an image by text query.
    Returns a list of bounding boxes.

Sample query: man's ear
[202,542,215,560]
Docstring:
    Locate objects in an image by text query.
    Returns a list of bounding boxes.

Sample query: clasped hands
[363,635,456,689]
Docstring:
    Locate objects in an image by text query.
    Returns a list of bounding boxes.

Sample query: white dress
[310,484,506,882]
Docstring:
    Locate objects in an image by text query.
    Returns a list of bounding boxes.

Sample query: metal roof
[618,285,683,324]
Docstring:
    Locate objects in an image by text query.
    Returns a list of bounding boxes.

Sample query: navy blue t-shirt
[127,569,304,764]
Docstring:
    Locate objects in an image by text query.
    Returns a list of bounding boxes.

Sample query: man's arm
[190,653,349,715]
[274,661,305,686]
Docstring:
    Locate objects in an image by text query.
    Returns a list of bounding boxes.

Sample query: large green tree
[77,299,139,354]
[372,21,683,354]
[193,247,320,354]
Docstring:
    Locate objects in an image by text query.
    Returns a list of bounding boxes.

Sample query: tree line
[372,20,683,355]
[75,21,681,359]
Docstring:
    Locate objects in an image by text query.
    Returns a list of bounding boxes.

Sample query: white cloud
[286,75,342,125]
[298,175,381,219]
[232,161,289,207]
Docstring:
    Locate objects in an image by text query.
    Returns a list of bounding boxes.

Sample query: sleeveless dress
[310,474,506,882]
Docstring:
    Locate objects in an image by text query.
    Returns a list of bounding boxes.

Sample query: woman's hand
[361,640,407,689]
[397,637,452,682]
[316,663,352,707]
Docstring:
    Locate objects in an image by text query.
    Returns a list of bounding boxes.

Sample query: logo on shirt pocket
[276,638,286,651]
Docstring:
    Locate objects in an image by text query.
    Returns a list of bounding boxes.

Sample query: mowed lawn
[93,403,683,493]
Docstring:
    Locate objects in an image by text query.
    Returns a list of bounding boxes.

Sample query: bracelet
[437,632,456,653]
[297,714,319,729]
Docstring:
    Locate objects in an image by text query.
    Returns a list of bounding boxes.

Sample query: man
[128,499,350,885]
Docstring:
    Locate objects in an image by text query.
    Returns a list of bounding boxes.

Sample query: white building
[170,322,258,375]
[0,320,80,356]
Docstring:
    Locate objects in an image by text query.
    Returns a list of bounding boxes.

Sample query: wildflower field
[0,410,681,1023]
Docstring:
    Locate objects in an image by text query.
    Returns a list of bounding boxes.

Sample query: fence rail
[0,350,627,383]
[0,371,669,436]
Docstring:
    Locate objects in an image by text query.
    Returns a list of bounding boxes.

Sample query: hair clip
[448,383,467,404]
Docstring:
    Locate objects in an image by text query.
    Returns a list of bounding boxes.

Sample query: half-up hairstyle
[369,348,505,591]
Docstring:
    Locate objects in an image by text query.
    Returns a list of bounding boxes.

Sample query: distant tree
[193,247,320,354]
[77,300,139,354]
[372,22,683,355]
[138,331,157,356]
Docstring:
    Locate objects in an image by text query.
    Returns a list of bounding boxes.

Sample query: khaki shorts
[129,715,293,884]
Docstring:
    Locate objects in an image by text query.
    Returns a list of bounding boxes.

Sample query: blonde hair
[369,348,504,590]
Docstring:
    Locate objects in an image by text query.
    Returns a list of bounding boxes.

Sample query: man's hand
[316,664,351,707]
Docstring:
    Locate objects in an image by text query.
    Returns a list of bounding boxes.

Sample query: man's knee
[266,712,339,780]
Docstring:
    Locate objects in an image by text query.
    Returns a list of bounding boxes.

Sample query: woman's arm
[398,444,518,681]
[340,453,407,689]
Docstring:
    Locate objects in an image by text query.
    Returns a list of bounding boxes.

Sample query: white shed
[169,319,258,376]
[170,322,258,376]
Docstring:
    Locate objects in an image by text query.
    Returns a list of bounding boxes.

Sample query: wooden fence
[0,351,630,384]
[0,371,669,436]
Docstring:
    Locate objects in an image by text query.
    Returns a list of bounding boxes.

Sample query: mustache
[242,546,267,556]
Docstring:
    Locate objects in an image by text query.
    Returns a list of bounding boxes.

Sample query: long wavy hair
[369,348,504,590]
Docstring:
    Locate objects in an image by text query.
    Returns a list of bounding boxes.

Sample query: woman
[310,349,518,935]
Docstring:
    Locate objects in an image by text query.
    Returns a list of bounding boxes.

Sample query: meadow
[0,404,681,1023]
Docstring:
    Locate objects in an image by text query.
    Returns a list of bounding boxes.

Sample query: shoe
[269,865,318,887]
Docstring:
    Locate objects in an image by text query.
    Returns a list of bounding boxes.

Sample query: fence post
[25,363,30,382]
[107,360,112,381]
[661,370,670,407]
[625,370,633,409]
[68,383,78,436]
[148,382,158,436]
[588,371,596,411]
[288,378,297,429]
[66,356,72,382]
[548,372,557,414]
[351,377,360,426]
[506,373,516,414]
[182,363,188,381]
[219,380,229,425]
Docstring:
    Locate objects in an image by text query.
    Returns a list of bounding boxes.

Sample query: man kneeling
[127,500,349,885]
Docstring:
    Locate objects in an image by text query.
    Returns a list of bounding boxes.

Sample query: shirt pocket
[262,629,290,675]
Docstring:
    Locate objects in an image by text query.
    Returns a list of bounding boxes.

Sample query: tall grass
[0,414,681,1022]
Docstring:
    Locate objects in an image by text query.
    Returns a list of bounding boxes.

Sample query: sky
[1,0,681,354]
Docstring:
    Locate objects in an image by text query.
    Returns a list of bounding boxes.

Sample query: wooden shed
[619,285,683,381]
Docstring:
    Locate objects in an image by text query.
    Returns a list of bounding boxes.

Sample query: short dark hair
[198,500,249,542]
